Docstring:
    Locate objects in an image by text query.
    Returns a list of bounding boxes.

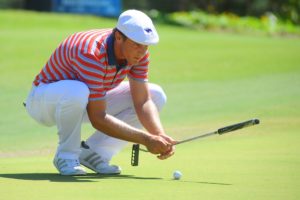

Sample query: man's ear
[115,31,123,41]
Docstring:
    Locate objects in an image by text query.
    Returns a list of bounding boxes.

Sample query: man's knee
[149,83,167,111]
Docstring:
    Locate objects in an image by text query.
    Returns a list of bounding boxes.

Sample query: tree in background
[0,0,299,24]
[123,0,300,25]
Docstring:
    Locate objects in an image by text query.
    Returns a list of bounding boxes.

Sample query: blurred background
[0,0,299,36]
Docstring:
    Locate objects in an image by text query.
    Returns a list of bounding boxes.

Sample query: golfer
[25,10,176,175]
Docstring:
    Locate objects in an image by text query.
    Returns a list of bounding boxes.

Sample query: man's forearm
[89,113,149,145]
[89,112,172,155]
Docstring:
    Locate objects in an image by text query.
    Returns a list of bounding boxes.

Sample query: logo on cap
[144,28,152,33]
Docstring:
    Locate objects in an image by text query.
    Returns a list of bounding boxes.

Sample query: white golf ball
[173,170,182,180]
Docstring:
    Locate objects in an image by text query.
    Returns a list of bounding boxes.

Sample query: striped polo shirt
[33,29,149,101]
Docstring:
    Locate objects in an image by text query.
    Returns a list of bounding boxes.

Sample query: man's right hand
[145,135,175,158]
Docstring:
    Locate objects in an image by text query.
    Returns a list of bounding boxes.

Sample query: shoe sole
[60,171,86,176]
[53,160,87,176]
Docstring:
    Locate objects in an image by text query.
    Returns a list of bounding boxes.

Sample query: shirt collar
[106,33,128,69]
[107,33,116,66]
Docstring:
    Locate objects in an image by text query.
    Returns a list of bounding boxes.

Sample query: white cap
[116,10,159,45]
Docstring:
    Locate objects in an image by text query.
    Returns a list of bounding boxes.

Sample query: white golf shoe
[53,157,87,176]
[79,141,121,175]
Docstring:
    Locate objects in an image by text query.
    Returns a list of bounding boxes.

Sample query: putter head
[131,144,140,166]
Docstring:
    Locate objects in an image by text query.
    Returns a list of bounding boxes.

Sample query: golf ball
[173,170,182,180]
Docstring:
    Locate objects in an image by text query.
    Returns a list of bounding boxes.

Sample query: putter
[131,118,260,166]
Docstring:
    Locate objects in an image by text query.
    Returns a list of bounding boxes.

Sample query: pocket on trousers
[25,87,54,127]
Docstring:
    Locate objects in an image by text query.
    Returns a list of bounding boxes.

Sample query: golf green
[0,10,299,200]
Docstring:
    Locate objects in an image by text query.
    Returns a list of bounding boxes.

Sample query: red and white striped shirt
[33,29,149,101]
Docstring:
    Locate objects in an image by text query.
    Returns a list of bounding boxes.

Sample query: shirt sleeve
[71,51,107,101]
[128,52,149,82]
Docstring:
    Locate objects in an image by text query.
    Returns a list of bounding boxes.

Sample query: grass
[0,10,300,200]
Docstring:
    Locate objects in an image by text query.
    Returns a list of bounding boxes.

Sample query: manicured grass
[1,132,299,200]
[0,10,299,200]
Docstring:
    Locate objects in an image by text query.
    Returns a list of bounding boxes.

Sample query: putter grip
[217,119,260,134]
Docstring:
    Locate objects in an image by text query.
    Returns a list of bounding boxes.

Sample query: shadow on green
[0,173,232,185]
[0,173,162,182]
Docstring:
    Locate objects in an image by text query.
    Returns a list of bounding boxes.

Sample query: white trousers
[25,80,167,161]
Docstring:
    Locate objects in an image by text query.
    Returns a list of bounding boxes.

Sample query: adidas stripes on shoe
[79,141,121,175]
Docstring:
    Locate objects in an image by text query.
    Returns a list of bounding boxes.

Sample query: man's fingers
[160,134,177,145]
[146,134,176,156]
[157,145,175,160]
[157,151,175,160]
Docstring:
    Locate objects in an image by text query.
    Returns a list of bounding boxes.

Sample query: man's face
[118,34,148,65]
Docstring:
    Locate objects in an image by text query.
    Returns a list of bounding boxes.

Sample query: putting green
[0,10,299,200]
